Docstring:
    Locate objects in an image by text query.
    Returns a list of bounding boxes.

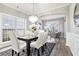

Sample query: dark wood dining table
[17,36,38,56]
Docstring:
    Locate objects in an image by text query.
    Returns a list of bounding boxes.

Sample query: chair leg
[15,51,17,54]
[17,53,20,56]
[34,48,36,54]
[12,50,14,56]
[44,43,47,49]
[37,49,40,56]
[22,49,25,52]
[41,46,44,54]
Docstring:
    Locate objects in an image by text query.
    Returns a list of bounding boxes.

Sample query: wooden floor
[50,38,73,56]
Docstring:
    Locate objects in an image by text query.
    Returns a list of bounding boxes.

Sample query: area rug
[0,43,55,56]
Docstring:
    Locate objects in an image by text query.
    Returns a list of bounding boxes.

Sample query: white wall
[40,15,65,20]
[69,4,76,33]
[66,32,79,56]
[0,14,2,43]
[39,6,69,17]
[64,6,70,32]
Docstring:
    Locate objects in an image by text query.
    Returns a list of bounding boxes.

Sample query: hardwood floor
[50,38,73,56]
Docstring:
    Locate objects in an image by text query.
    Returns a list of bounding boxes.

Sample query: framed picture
[74,3,79,27]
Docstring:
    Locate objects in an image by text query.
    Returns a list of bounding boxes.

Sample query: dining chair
[8,31,26,56]
[33,30,38,37]
[55,32,61,44]
[30,32,48,56]
[42,32,48,49]
[34,30,44,37]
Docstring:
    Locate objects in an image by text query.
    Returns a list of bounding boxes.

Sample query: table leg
[26,41,30,56]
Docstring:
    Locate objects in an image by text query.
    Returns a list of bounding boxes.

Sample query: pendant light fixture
[29,2,38,23]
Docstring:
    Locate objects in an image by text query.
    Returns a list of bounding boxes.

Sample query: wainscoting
[66,32,79,56]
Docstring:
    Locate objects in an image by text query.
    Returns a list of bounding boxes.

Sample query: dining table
[17,35,38,56]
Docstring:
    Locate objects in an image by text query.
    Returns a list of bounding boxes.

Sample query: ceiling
[2,3,70,16]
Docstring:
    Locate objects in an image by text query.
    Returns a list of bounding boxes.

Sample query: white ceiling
[2,3,70,16]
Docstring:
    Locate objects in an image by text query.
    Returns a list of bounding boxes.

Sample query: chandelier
[29,3,38,23]
[29,15,38,23]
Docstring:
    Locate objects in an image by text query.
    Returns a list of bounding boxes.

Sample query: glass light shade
[29,16,38,23]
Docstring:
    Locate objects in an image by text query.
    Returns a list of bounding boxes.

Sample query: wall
[64,6,70,31]
[66,32,79,56]
[0,14,2,42]
[39,6,69,17]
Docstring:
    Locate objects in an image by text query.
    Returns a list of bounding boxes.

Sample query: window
[2,14,26,42]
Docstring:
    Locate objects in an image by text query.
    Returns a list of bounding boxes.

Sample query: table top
[19,36,35,39]
[17,36,38,42]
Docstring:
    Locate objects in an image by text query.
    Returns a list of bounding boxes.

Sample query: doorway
[42,17,65,43]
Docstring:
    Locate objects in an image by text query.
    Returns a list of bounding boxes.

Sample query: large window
[2,14,26,42]
[15,17,25,37]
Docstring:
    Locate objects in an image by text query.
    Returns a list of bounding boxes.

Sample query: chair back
[34,30,38,36]
[8,31,20,52]
[35,32,48,49]
[42,32,48,44]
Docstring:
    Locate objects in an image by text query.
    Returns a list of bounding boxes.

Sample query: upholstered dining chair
[8,31,26,56]
[30,32,48,56]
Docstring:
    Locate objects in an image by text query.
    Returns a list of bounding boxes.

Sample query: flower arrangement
[29,24,37,33]
[32,26,36,32]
